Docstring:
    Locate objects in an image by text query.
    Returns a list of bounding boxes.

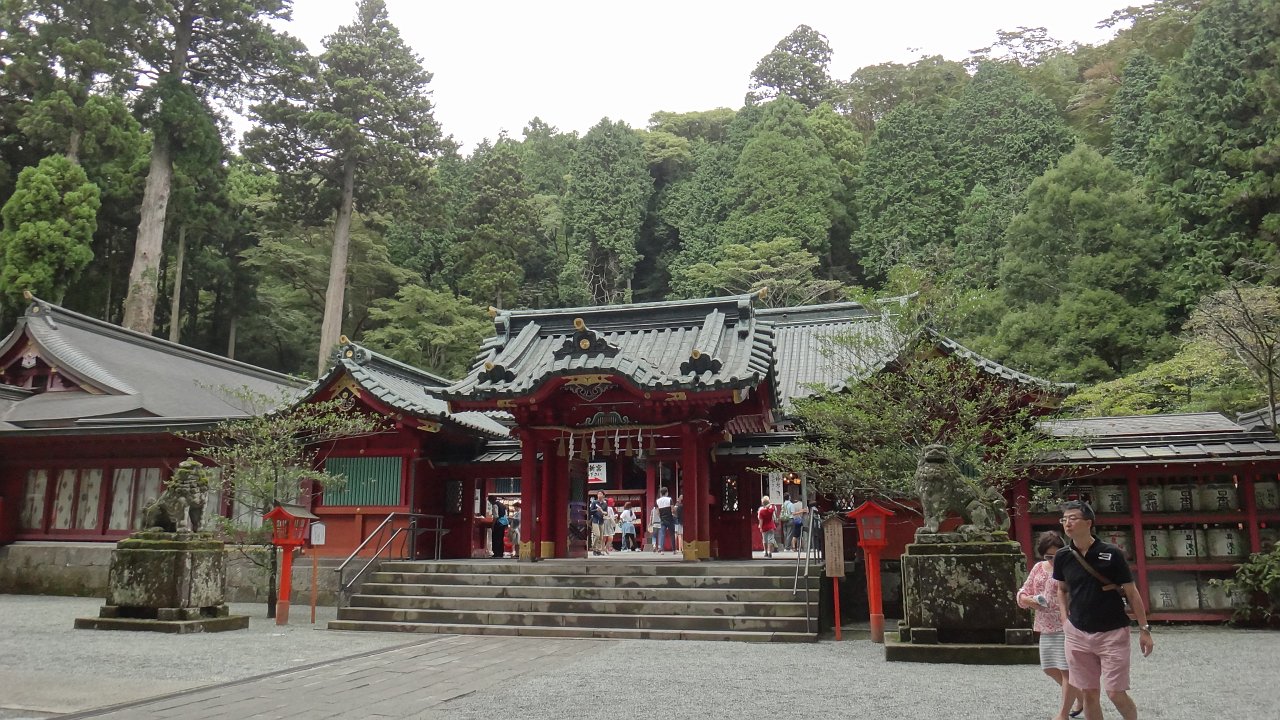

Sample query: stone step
[334,606,813,633]
[368,571,816,590]
[358,582,810,603]
[378,560,803,577]
[346,593,810,617]
[327,619,817,642]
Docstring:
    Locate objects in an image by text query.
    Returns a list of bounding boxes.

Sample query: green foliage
[950,183,1014,286]
[844,55,969,134]
[990,145,1174,382]
[852,102,956,279]
[1186,282,1280,425]
[563,118,651,304]
[746,25,835,109]
[719,98,840,258]
[180,387,388,515]
[773,345,1072,503]
[0,154,99,308]
[361,285,491,378]
[1064,341,1262,416]
[1148,0,1280,299]
[1212,542,1280,626]
[674,237,843,307]
[943,62,1077,201]
[1109,52,1162,173]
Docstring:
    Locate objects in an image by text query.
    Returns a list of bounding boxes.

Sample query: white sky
[284,0,1133,151]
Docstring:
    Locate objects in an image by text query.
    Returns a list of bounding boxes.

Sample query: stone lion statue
[140,458,210,533]
[915,444,1010,536]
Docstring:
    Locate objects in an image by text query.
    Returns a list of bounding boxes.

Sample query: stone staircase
[328,558,820,642]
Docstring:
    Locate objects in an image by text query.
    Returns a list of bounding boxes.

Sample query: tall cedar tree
[1109,52,1162,174]
[0,154,99,309]
[562,119,651,305]
[246,0,442,376]
[992,145,1173,382]
[1148,0,1280,301]
[121,0,299,335]
[719,98,840,260]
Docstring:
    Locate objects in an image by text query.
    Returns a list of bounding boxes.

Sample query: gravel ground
[0,595,415,718]
[2,594,1276,720]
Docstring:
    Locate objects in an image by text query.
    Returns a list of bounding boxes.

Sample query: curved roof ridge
[19,296,301,387]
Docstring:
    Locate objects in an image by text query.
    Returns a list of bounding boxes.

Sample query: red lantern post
[848,500,894,643]
[264,502,318,626]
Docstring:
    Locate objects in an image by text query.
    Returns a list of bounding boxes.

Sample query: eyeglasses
[1060,515,1088,524]
[1044,551,1057,559]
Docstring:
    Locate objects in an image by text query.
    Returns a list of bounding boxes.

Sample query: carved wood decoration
[565,382,613,402]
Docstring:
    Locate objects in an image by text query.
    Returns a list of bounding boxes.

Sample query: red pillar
[517,432,539,561]
[1013,476,1032,563]
[538,439,555,559]
[681,425,701,560]
[276,546,294,625]
[698,435,713,558]
[645,457,658,549]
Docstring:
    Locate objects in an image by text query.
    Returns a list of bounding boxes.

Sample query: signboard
[309,521,326,546]
[473,487,482,516]
[768,472,783,502]
[823,515,846,578]
[587,461,607,485]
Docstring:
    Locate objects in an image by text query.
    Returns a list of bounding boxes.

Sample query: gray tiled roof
[443,294,776,401]
[305,342,508,438]
[757,303,1073,409]
[0,298,302,429]
[1041,412,1280,464]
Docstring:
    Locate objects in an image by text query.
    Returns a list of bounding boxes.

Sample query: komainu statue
[140,458,210,533]
[915,444,1010,536]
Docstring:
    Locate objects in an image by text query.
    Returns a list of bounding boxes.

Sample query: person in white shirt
[656,487,675,554]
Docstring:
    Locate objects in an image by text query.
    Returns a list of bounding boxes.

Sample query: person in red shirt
[758,495,779,559]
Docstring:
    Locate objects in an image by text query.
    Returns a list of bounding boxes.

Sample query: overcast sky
[284,0,1133,152]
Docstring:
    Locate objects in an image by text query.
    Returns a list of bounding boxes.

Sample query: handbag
[498,515,509,527]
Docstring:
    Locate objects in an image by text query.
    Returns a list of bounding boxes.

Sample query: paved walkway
[3,595,1276,720]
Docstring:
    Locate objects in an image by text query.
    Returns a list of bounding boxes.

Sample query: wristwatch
[1139,624,1152,633]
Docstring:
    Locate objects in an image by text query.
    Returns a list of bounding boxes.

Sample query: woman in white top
[618,502,638,551]
[601,502,617,554]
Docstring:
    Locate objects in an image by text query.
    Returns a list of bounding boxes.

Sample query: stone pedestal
[74,532,248,633]
[889,532,1035,664]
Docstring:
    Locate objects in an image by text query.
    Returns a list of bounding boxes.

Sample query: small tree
[770,290,1075,511]
[179,387,387,616]
[1186,282,1280,433]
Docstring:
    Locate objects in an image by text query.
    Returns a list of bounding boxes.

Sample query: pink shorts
[1064,620,1131,692]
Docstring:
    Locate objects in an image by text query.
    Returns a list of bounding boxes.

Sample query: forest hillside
[1,0,1277,418]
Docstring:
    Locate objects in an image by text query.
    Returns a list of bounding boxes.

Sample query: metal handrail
[793,510,821,634]
[334,512,446,602]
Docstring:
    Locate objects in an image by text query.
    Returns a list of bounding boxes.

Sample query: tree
[844,55,969,134]
[942,62,1077,202]
[0,154,99,310]
[746,25,836,109]
[450,140,550,308]
[719,98,840,259]
[1063,341,1262,417]
[770,302,1072,506]
[991,145,1174,382]
[247,0,443,376]
[1186,282,1280,431]
[1148,0,1280,300]
[852,102,956,279]
[180,387,387,617]
[121,0,300,335]
[1109,52,1162,174]
[674,237,844,307]
[562,118,651,304]
[361,285,491,377]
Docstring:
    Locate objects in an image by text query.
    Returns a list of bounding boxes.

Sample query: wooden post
[823,515,846,640]
[866,548,884,643]
[310,550,318,624]
[277,548,293,626]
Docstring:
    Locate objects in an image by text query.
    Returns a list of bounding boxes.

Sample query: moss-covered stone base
[884,633,1038,664]
[900,537,1031,645]
[102,532,229,619]
[73,614,249,634]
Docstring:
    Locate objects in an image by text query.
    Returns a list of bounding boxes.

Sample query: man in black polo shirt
[1053,501,1154,720]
